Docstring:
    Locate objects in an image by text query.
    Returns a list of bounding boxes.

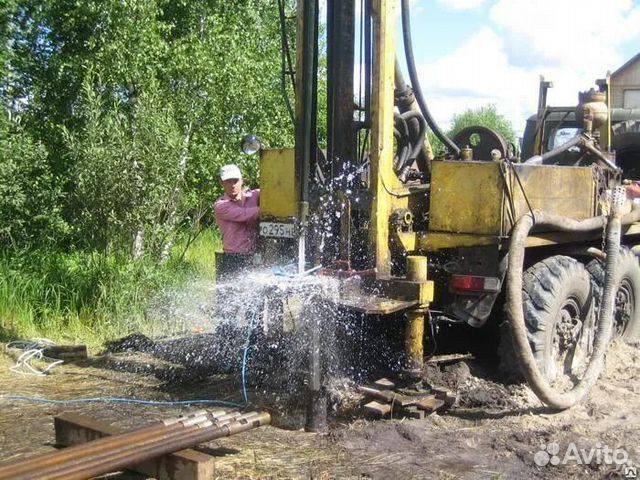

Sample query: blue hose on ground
[0,395,243,407]
[241,313,255,404]
[3,329,257,408]
[241,298,266,404]
[3,292,274,409]
[3,317,259,408]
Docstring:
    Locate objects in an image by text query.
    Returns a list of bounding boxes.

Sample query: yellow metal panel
[525,221,640,247]
[396,231,417,252]
[428,162,597,240]
[429,161,504,235]
[406,255,427,282]
[507,164,596,231]
[418,232,500,251]
[259,148,297,219]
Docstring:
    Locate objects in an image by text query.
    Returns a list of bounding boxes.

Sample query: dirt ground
[0,339,638,480]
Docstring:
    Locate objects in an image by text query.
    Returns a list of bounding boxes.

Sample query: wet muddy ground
[0,339,638,479]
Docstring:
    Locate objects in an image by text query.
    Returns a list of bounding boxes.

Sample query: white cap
[220,164,242,181]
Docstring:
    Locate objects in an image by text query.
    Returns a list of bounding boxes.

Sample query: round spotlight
[241,134,262,155]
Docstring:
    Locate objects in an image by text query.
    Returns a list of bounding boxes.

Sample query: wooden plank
[431,387,457,406]
[54,412,215,480]
[373,378,395,390]
[43,345,88,360]
[334,295,419,315]
[358,385,394,402]
[363,401,392,416]
[414,396,445,413]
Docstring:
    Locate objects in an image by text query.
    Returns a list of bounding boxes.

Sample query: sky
[398,0,640,135]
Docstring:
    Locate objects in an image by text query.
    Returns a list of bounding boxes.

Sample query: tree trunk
[159,120,193,263]
[133,228,144,259]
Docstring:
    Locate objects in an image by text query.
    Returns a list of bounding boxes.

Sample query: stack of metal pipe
[0,409,271,480]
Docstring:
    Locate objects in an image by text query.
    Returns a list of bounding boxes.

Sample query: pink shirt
[214,189,260,253]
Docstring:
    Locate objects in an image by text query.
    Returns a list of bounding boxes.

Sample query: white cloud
[415,0,640,137]
[417,27,537,134]
[436,0,486,11]
[490,0,640,72]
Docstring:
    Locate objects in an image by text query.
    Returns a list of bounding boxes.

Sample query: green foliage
[0,251,169,346]
[427,131,447,158]
[426,104,517,158]
[0,0,16,85]
[0,1,297,341]
[2,0,295,252]
[0,114,65,248]
[449,104,517,146]
[64,73,184,254]
[179,228,221,281]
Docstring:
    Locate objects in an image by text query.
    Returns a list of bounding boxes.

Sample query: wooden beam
[414,396,445,414]
[43,345,88,360]
[363,401,392,416]
[373,378,395,390]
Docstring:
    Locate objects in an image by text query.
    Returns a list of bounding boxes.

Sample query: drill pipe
[35,412,270,480]
[37,413,259,480]
[0,410,230,480]
[16,412,244,480]
[13,416,214,480]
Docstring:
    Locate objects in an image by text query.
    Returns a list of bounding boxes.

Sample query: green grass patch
[0,228,223,351]
[179,228,221,280]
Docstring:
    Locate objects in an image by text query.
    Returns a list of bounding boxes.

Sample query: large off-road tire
[613,120,640,178]
[586,248,640,342]
[499,256,595,383]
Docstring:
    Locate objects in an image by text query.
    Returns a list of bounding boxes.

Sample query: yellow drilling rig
[242,0,640,425]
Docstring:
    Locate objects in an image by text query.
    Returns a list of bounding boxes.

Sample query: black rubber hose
[394,112,409,137]
[397,145,410,173]
[400,110,427,163]
[505,200,636,409]
[394,114,411,172]
[400,0,460,155]
[394,56,431,173]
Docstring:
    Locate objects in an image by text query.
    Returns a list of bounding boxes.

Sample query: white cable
[7,339,64,376]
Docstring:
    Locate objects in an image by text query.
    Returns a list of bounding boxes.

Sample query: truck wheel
[613,120,640,178]
[499,256,595,383]
[586,248,640,342]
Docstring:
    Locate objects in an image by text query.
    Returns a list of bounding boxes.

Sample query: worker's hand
[625,183,640,199]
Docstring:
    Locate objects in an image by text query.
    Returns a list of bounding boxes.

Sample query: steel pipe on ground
[34,412,271,480]
[0,411,223,479]
[23,413,243,480]
[14,411,247,480]
[0,410,235,480]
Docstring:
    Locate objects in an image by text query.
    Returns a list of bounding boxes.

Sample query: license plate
[259,222,296,238]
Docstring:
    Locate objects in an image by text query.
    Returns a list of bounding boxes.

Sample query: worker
[626,180,640,201]
[214,163,260,280]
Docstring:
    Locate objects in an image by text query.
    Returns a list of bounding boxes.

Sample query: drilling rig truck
[242,0,640,419]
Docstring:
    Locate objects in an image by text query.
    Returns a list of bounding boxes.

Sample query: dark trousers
[215,252,255,282]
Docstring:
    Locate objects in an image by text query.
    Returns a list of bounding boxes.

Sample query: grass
[0,229,222,351]
[180,228,221,280]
